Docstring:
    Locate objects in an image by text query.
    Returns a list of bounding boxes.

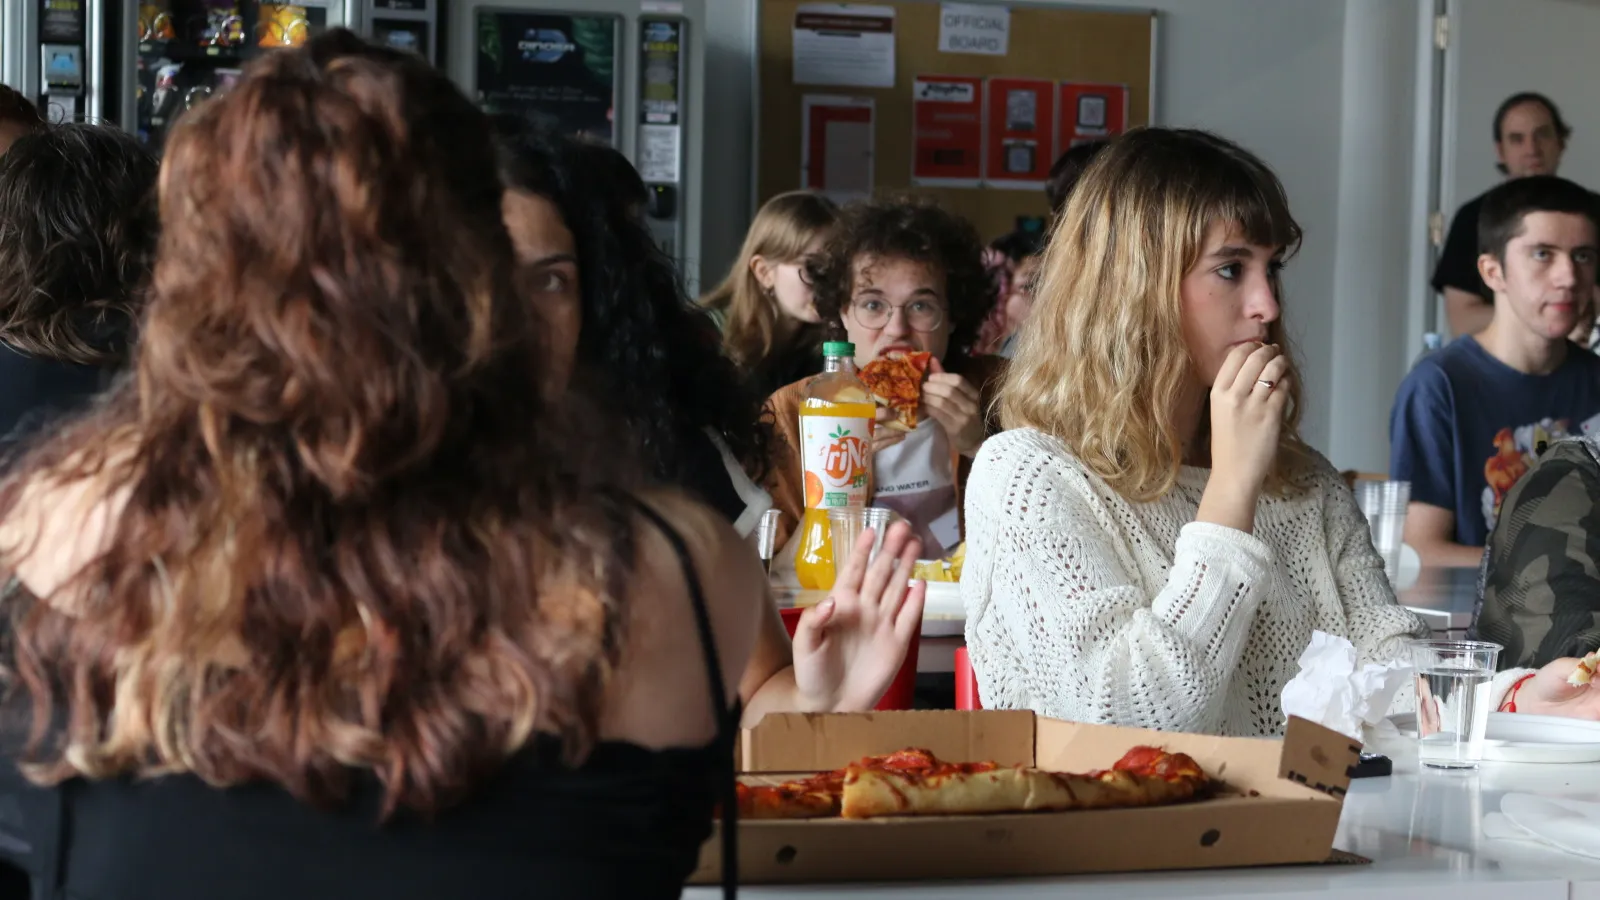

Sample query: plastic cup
[1409,639,1501,770]
[827,507,893,577]
[1356,480,1410,583]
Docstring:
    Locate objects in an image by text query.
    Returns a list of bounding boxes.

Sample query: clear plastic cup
[1356,480,1410,583]
[1409,639,1501,770]
[827,507,893,577]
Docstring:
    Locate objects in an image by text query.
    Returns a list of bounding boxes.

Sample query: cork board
[758,1,1154,241]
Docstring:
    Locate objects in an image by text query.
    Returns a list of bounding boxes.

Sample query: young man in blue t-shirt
[1391,175,1600,567]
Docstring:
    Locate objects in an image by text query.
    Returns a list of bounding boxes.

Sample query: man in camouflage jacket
[1478,434,1600,668]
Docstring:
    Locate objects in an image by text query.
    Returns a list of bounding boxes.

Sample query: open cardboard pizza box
[691,709,1359,884]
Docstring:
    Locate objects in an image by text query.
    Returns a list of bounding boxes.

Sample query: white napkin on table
[1280,631,1411,741]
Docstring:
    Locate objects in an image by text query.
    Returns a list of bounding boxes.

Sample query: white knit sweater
[962,427,1436,737]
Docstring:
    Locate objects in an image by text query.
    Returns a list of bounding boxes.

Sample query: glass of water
[1409,639,1502,769]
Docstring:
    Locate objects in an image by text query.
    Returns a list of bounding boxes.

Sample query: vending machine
[443,0,708,285]
[357,0,439,65]
[4,1,356,146]
[117,1,358,150]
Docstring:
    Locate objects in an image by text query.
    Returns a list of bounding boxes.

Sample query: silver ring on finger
[1256,379,1276,389]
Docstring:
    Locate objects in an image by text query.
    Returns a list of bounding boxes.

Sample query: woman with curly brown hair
[0,31,923,900]
[0,123,157,446]
[763,194,1002,561]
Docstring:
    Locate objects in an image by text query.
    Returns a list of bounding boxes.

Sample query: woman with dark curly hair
[764,194,1002,559]
[493,117,925,724]
[0,123,157,446]
[494,116,771,530]
[0,32,925,899]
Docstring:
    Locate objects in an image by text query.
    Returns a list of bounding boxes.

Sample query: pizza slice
[858,350,933,432]
[838,746,1211,820]
[725,745,1212,821]
[735,769,844,819]
[1569,650,1600,686]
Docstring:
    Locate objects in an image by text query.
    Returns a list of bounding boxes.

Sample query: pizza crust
[1570,650,1600,686]
[840,765,1206,819]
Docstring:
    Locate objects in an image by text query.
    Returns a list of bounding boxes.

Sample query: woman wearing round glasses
[762,194,999,560]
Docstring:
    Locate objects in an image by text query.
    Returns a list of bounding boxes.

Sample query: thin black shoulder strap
[630,499,738,900]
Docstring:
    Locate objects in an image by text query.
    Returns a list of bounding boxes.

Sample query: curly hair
[0,124,158,365]
[806,194,994,360]
[493,115,770,486]
[0,31,638,819]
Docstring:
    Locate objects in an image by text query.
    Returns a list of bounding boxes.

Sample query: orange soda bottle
[793,341,875,589]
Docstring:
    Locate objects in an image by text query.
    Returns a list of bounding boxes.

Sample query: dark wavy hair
[0,123,157,365]
[493,116,769,485]
[0,85,42,132]
[0,31,637,819]
[807,195,994,359]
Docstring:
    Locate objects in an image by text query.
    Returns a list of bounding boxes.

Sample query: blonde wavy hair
[699,191,837,372]
[1000,128,1316,502]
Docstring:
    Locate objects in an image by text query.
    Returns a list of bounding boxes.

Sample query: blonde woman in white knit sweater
[962,128,1600,737]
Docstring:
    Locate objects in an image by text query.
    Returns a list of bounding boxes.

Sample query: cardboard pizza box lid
[694,710,1358,884]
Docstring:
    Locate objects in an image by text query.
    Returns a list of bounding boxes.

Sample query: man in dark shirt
[1393,176,1600,566]
[1434,92,1570,337]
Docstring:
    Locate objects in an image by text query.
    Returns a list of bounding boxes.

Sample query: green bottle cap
[822,341,856,357]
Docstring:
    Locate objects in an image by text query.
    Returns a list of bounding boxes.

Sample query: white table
[685,733,1600,899]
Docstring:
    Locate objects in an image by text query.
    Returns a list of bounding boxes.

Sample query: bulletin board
[757,0,1155,241]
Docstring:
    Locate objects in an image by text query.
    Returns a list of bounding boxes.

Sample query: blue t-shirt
[1389,336,1600,547]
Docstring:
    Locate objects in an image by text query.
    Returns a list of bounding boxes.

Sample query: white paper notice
[793,3,896,89]
[637,124,680,183]
[938,3,1009,56]
[801,95,875,203]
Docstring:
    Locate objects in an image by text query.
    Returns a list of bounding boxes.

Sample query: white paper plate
[1502,793,1600,859]
[1388,712,1600,763]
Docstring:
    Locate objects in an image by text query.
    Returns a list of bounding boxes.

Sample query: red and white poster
[801,94,876,203]
[911,75,983,186]
[983,77,1055,188]
[1057,82,1129,154]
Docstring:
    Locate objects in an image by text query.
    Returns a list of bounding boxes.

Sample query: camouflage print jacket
[1477,435,1600,668]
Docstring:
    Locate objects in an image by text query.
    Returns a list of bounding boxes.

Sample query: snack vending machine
[3,1,356,146]
[119,0,357,150]
[445,0,708,284]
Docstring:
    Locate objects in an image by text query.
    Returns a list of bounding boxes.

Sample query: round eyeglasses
[848,298,947,333]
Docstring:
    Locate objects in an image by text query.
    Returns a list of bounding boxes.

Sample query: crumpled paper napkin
[1281,631,1410,741]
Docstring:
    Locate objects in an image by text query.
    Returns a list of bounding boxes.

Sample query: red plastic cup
[954,645,982,710]
[780,606,920,710]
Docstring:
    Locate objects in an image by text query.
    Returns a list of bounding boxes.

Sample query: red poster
[1057,82,1129,155]
[911,75,984,186]
[983,77,1055,188]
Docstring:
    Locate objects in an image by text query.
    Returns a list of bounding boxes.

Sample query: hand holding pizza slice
[859,351,934,432]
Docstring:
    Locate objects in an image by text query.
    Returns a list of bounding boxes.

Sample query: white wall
[1445,0,1600,217]
[701,0,1439,471]
[702,0,759,294]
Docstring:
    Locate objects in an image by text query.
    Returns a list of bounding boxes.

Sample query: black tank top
[0,501,740,900]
